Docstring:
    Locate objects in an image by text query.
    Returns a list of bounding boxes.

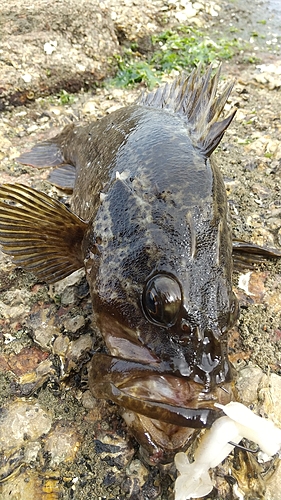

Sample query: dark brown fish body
[0,67,280,464]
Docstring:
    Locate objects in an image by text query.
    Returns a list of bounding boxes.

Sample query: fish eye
[142,274,182,327]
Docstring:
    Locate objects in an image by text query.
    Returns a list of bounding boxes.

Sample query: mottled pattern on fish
[0,65,281,463]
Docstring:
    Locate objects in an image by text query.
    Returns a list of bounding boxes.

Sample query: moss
[108,25,243,89]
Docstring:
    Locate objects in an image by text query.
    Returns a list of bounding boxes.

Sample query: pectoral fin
[233,239,281,270]
[0,184,87,283]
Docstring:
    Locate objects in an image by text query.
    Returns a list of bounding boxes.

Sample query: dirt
[0,0,281,499]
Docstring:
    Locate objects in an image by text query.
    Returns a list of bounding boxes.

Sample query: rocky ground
[0,0,281,499]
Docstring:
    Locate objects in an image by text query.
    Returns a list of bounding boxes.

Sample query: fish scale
[0,65,281,465]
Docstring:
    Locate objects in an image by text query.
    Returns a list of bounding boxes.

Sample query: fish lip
[109,382,225,429]
[89,352,234,429]
[171,405,224,429]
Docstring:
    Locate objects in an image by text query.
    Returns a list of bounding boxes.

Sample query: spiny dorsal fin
[137,64,236,157]
[0,184,87,283]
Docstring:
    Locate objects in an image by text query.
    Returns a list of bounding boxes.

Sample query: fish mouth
[89,353,234,429]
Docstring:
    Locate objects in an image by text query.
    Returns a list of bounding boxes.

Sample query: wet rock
[48,269,86,306]
[5,346,49,377]
[236,364,265,406]
[43,421,80,466]
[0,471,63,500]
[81,389,96,410]
[68,334,93,360]
[94,432,135,470]
[52,335,70,357]
[0,0,220,110]
[0,289,31,321]
[33,323,59,350]
[259,373,281,427]
[63,315,85,334]
[236,271,268,305]
[0,400,52,451]
[61,334,93,375]
[266,460,281,500]
[0,0,119,109]
[126,459,149,491]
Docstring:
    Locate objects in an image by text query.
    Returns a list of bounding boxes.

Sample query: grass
[108,25,243,89]
[58,89,75,105]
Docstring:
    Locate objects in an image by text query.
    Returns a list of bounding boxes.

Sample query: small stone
[126,459,149,488]
[44,40,57,55]
[82,99,97,115]
[236,365,265,406]
[68,334,93,359]
[259,373,281,427]
[235,110,246,121]
[53,335,70,356]
[237,271,268,303]
[63,315,85,333]
[24,441,41,462]
[193,2,203,10]
[33,324,59,350]
[43,422,80,466]
[21,73,32,83]
[266,460,281,500]
[0,471,63,500]
[251,183,271,199]
[7,346,49,377]
[0,400,52,451]
[81,390,96,409]
[35,358,55,378]
[48,269,85,306]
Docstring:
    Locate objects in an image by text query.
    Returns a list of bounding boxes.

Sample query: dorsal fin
[16,124,75,169]
[0,184,87,283]
[137,64,236,157]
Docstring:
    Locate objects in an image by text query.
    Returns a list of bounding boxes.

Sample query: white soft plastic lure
[174,402,281,500]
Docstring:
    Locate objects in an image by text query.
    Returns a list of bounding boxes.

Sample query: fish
[0,65,280,465]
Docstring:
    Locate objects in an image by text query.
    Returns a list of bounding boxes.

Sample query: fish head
[141,268,239,388]
[84,154,238,462]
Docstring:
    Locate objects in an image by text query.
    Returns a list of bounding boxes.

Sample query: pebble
[63,315,85,333]
[0,471,63,500]
[0,400,52,451]
[81,389,97,409]
[43,422,80,466]
[69,334,93,359]
[82,99,98,115]
[33,324,59,350]
[48,269,86,305]
[125,459,149,492]
[236,364,265,405]
[52,335,70,356]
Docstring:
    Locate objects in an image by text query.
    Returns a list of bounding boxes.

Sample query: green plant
[108,25,243,89]
[109,55,161,88]
[58,90,75,105]
[151,27,240,71]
